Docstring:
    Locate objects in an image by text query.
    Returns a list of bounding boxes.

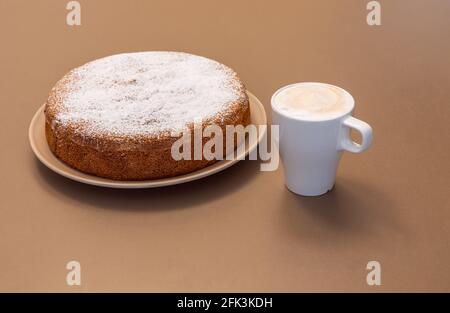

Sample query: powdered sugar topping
[54,52,244,137]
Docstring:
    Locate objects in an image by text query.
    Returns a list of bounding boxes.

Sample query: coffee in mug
[271,82,373,196]
[274,83,352,120]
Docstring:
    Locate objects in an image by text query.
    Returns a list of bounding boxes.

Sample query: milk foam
[274,83,352,120]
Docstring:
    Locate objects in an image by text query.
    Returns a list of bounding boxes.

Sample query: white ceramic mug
[271,82,373,196]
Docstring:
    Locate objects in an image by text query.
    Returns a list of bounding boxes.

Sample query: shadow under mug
[271,82,373,196]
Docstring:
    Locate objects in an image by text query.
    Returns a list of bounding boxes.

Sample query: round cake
[44,51,250,180]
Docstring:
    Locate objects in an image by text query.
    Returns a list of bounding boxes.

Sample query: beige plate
[29,91,267,188]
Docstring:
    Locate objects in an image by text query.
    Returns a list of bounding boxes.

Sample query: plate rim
[29,91,267,188]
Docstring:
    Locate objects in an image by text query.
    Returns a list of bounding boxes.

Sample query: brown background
[0,0,449,292]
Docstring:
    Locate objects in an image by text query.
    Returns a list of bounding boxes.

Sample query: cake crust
[45,52,250,180]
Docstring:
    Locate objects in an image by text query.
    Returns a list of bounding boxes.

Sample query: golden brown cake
[44,52,250,180]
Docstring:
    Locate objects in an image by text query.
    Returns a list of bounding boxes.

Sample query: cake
[44,51,250,180]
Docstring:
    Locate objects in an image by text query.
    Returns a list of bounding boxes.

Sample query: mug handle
[339,116,373,153]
